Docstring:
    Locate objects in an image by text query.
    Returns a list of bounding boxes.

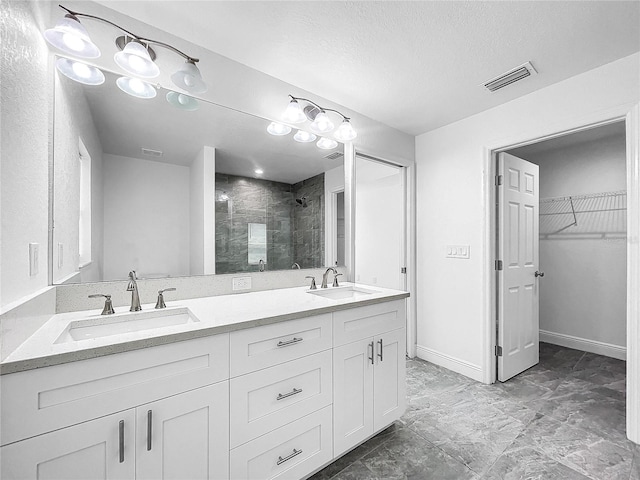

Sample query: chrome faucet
[126,271,142,311]
[321,267,337,288]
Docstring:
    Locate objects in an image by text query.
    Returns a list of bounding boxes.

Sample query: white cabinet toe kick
[1,299,406,480]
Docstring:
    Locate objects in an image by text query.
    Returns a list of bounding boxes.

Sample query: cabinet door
[373,328,406,431]
[333,337,374,457]
[0,410,135,480]
[136,382,229,480]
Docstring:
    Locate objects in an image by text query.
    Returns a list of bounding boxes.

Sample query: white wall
[103,154,190,280]
[355,158,404,290]
[415,53,640,380]
[190,146,215,275]
[53,73,104,284]
[512,133,627,355]
[0,0,52,308]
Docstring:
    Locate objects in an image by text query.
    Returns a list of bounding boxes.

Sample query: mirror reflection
[53,66,345,284]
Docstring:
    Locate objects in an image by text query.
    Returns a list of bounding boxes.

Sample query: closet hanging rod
[540,190,626,203]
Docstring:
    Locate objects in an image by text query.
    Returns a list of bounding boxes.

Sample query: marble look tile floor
[310,343,639,480]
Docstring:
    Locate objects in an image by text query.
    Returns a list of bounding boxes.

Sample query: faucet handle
[333,273,343,288]
[89,294,115,315]
[305,276,317,290]
[155,288,176,309]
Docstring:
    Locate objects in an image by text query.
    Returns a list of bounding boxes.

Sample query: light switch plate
[232,276,252,291]
[29,243,39,276]
[446,244,470,259]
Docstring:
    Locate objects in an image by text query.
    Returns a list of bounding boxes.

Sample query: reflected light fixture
[44,5,207,99]
[293,130,317,143]
[317,137,338,150]
[282,95,357,142]
[114,39,159,78]
[44,13,100,58]
[254,169,264,175]
[267,122,292,136]
[55,57,105,85]
[116,77,157,99]
[166,91,199,110]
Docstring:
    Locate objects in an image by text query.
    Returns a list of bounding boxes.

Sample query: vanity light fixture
[116,77,157,99]
[293,130,317,143]
[55,57,105,85]
[266,122,292,136]
[282,95,357,142]
[45,5,208,95]
[317,137,339,150]
[166,91,199,111]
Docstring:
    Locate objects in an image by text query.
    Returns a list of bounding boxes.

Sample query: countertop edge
[0,292,409,375]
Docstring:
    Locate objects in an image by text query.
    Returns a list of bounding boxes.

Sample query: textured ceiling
[95,1,639,136]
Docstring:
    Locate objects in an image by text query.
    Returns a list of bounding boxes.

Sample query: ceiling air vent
[141,148,163,157]
[483,62,537,92]
[324,152,344,160]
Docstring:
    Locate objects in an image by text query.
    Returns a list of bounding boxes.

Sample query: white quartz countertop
[1,283,409,375]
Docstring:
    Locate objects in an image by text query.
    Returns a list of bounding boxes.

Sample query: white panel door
[136,382,229,480]
[373,328,406,431]
[0,410,135,480]
[498,152,540,381]
[333,338,374,456]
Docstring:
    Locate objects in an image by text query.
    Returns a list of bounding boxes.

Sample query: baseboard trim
[416,345,483,382]
[540,330,626,360]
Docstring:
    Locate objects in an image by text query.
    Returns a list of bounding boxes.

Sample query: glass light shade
[333,119,357,142]
[166,91,199,111]
[114,41,159,78]
[317,137,338,150]
[267,122,292,136]
[171,60,207,94]
[293,130,317,143]
[309,111,334,134]
[44,14,100,58]
[282,99,306,124]
[116,76,157,99]
[56,57,105,86]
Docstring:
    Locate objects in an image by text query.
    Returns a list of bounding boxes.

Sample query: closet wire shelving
[539,190,627,239]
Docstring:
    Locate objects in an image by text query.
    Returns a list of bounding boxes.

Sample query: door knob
[535,271,544,277]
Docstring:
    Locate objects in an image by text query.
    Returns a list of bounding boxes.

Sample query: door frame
[346,148,417,358]
[482,103,640,443]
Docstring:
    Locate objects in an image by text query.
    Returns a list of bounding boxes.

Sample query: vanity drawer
[0,334,229,446]
[333,300,405,346]
[230,314,332,377]
[230,350,332,448]
[230,405,333,480]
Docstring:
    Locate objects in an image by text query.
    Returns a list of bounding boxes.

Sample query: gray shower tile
[631,449,640,480]
[512,413,634,479]
[483,445,591,480]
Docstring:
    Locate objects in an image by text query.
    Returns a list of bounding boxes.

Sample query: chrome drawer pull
[377,338,383,362]
[277,448,303,465]
[276,388,302,401]
[277,337,302,347]
[119,420,125,463]
[368,341,374,365]
[147,410,152,451]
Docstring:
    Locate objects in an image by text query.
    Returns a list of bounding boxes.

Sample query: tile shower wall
[215,173,324,273]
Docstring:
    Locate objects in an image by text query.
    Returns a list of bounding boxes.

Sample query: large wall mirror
[53,65,345,284]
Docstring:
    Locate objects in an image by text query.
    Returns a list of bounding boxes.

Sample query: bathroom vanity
[0,284,408,480]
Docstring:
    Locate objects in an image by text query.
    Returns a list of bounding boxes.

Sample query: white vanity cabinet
[0,335,230,480]
[332,301,406,457]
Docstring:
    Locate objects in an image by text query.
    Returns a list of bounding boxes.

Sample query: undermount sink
[307,285,376,300]
[55,307,199,344]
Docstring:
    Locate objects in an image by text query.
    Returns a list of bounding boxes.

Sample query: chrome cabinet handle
[277,448,303,466]
[277,388,302,401]
[147,410,152,451]
[535,271,545,277]
[377,338,383,362]
[277,337,302,347]
[368,341,374,365]
[119,420,125,463]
